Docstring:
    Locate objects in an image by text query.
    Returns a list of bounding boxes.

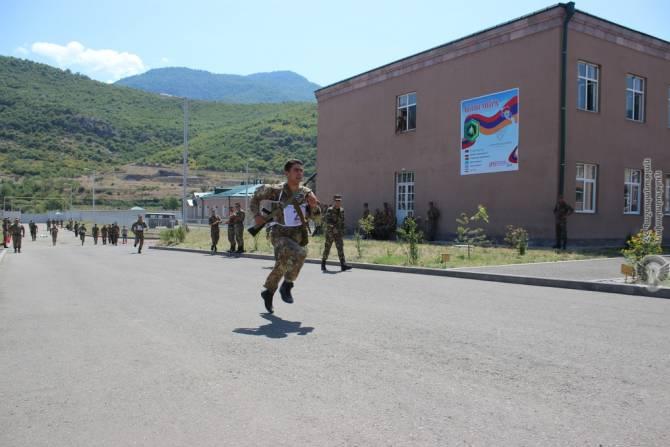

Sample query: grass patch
[162,226,620,268]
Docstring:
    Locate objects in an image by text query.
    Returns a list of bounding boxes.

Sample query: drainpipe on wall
[559,1,576,197]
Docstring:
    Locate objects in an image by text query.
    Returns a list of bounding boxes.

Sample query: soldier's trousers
[234,226,244,251]
[31,231,37,241]
[555,223,567,249]
[211,231,220,250]
[102,236,107,245]
[228,228,236,251]
[12,235,21,251]
[136,234,144,251]
[322,231,345,263]
[80,234,85,245]
[264,228,307,292]
[94,236,98,245]
[52,234,57,246]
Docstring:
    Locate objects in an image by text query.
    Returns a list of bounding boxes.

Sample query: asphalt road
[1,233,669,446]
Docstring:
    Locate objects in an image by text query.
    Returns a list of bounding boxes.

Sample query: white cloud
[14,46,29,55]
[30,41,146,81]
[160,57,170,64]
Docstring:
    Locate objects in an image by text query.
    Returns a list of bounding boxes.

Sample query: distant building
[315,3,670,244]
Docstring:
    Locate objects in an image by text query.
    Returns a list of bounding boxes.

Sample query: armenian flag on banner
[460,88,519,175]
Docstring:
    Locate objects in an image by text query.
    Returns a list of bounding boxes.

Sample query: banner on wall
[460,88,519,175]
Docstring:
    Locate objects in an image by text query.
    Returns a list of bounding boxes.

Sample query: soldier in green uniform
[101,224,108,245]
[9,218,25,253]
[112,223,120,246]
[51,224,59,246]
[226,206,237,253]
[78,224,87,246]
[29,220,37,241]
[321,194,352,272]
[2,217,9,248]
[553,194,574,250]
[208,208,222,254]
[233,203,245,253]
[74,221,79,237]
[426,201,440,242]
[131,215,148,253]
[250,159,321,313]
[92,224,100,245]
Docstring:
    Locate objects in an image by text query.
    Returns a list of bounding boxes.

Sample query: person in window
[553,195,574,250]
[396,111,407,133]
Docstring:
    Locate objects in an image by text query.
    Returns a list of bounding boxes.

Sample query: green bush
[160,225,187,245]
[622,230,662,264]
[504,225,529,255]
[397,216,423,265]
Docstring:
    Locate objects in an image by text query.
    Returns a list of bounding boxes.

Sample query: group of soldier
[361,201,441,242]
[1,215,149,254]
[208,203,245,255]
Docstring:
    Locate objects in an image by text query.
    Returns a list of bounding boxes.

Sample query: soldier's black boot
[340,261,352,271]
[261,289,274,313]
[279,281,294,304]
[321,260,327,272]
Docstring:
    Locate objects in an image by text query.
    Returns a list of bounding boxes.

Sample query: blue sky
[1,0,668,85]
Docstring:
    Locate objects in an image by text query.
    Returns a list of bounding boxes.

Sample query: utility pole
[182,98,189,226]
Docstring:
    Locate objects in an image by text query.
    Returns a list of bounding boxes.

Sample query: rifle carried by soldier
[247,172,317,237]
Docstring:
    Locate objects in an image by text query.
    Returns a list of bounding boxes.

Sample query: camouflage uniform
[553,198,574,250]
[250,182,320,293]
[426,202,440,241]
[226,209,237,252]
[2,218,9,248]
[322,205,346,265]
[51,225,59,246]
[9,220,25,253]
[209,213,222,253]
[234,207,245,253]
[131,219,148,253]
[29,221,37,241]
[92,224,99,245]
[101,225,108,245]
[78,225,87,246]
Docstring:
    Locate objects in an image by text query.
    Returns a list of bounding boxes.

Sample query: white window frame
[626,74,645,122]
[577,61,599,112]
[396,92,417,133]
[623,168,641,215]
[576,163,597,214]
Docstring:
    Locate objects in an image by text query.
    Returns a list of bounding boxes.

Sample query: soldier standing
[74,221,79,237]
[383,202,396,240]
[46,218,51,232]
[2,218,9,248]
[208,209,222,254]
[29,220,37,241]
[112,223,120,246]
[51,224,59,246]
[101,224,108,245]
[92,224,99,245]
[131,215,148,253]
[321,194,352,272]
[78,224,87,246]
[226,206,237,253]
[234,203,245,253]
[553,195,574,250]
[9,218,25,253]
[250,159,321,313]
[426,201,441,242]
[122,225,128,244]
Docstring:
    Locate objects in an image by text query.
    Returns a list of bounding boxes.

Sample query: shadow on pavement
[233,313,314,339]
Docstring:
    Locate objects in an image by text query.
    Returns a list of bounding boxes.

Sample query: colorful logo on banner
[460,88,519,175]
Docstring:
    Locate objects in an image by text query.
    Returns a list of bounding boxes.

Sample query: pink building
[315,3,670,244]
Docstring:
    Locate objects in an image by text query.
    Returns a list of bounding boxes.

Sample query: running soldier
[209,209,222,254]
[92,224,99,245]
[29,220,37,241]
[131,215,148,253]
[51,224,59,246]
[321,194,352,272]
[9,218,25,253]
[233,203,245,253]
[78,224,87,246]
[250,159,321,313]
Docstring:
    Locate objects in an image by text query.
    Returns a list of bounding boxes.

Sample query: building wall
[317,26,562,240]
[564,14,670,241]
[316,8,670,243]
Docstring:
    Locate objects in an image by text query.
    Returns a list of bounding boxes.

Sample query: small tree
[354,214,375,258]
[622,230,662,281]
[455,205,489,258]
[397,216,423,265]
[504,225,529,255]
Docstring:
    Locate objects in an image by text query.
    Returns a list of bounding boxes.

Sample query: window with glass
[396,92,416,133]
[624,168,641,214]
[626,75,645,122]
[577,61,599,112]
[576,163,597,213]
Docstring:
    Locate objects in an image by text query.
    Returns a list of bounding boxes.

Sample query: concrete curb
[149,246,670,300]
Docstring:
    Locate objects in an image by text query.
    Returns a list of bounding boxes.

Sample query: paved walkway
[452,256,632,281]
